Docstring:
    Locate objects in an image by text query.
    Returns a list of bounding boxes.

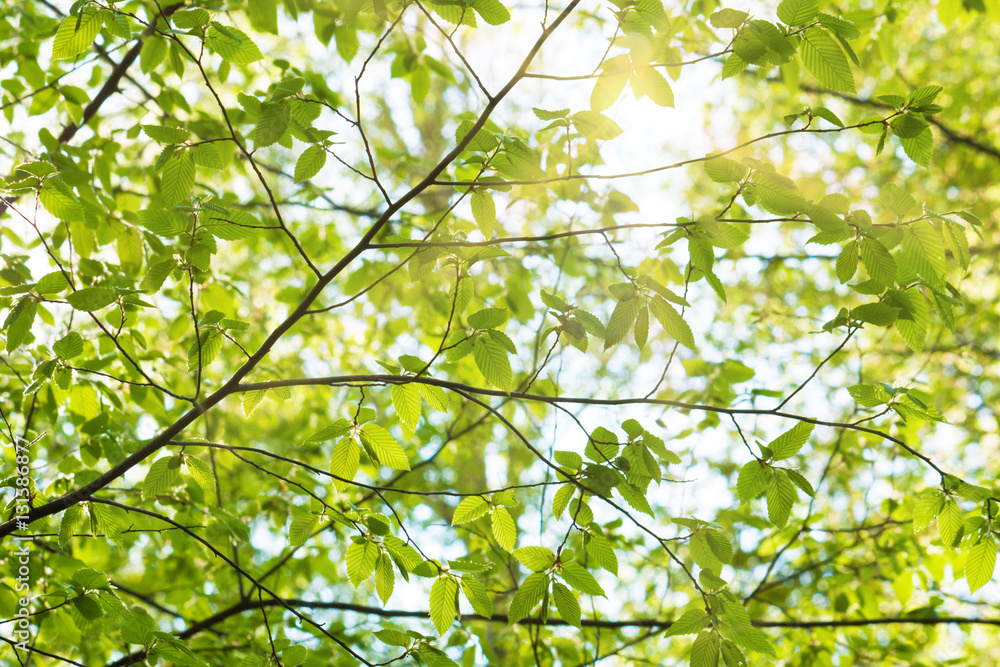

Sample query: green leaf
[812,106,845,128]
[330,437,361,490]
[294,145,327,182]
[633,67,674,107]
[347,540,379,587]
[836,240,858,283]
[4,299,36,353]
[860,238,897,285]
[52,6,104,60]
[890,288,929,352]
[768,422,813,460]
[471,0,511,25]
[784,468,815,497]
[471,190,497,238]
[691,630,721,667]
[173,8,211,29]
[777,0,819,26]
[473,335,512,391]
[206,23,264,64]
[571,110,623,141]
[185,457,216,494]
[551,582,581,627]
[552,484,574,518]
[587,532,619,575]
[160,151,196,206]
[664,608,709,637]
[468,307,508,329]
[508,572,548,624]
[737,461,769,501]
[187,331,223,372]
[288,512,319,546]
[142,125,191,144]
[704,157,748,182]
[937,498,963,546]
[559,561,606,597]
[391,383,421,430]
[648,296,695,349]
[902,221,946,286]
[142,456,183,501]
[590,71,629,112]
[879,184,917,217]
[965,535,997,593]
[375,553,395,603]
[255,101,291,148]
[765,471,797,527]
[912,489,945,533]
[750,170,806,215]
[67,287,116,311]
[417,383,449,411]
[816,13,861,39]
[306,419,351,443]
[710,9,749,28]
[452,496,490,525]
[799,27,856,93]
[60,505,83,548]
[491,507,516,552]
[604,296,641,349]
[514,546,556,572]
[461,574,493,617]
[359,423,411,471]
[851,302,900,326]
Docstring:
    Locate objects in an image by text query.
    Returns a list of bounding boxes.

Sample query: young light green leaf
[67,287,116,312]
[52,6,105,60]
[294,145,327,182]
[468,307,508,329]
[710,9,749,28]
[471,0,510,25]
[777,0,819,26]
[551,582,581,627]
[288,512,319,546]
[375,553,395,604]
[160,151,195,206]
[508,572,548,624]
[359,423,410,471]
[452,496,490,525]
[461,574,493,617]
[768,421,814,460]
[765,471,797,528]
[330,437,361,490]
[185,457,216,494]
[965,535,997,593]
[704,157,748,182]
[648,296,695,349]
[937,498,963,546]
[471,190,497,238]
[663,608,709,637]
[206,23,264,64]
[514,546,556,572]
[836,240,858,283]
[559,561,606,597]
[473,335,512,391]
[347,540,379,587]
[799,27,856,93]
[860,238,897,285]
[142,456,183,501]
[391,383,421,430]
[491,506,516,552]
[691,630,721,667]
